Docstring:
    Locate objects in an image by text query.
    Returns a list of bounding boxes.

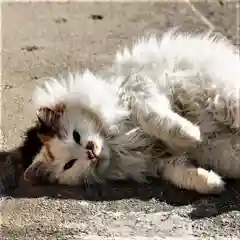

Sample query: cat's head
[24,71,129,185]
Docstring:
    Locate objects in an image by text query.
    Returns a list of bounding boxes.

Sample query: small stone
[54,17,67,23]
[3,84,13,90]
[90,14,103,20]
[21,45,40,52]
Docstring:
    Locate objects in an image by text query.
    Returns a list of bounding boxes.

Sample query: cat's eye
[73,130,81,144]
[64,159,77,170]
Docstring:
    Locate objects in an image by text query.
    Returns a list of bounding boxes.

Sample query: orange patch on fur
[54,103,66,116]
[38,133,52,143]
[44,142,55,162]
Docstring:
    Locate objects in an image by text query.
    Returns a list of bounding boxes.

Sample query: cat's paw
[169,122,202,150]
[195,168,225,194]
[180,123,201,145]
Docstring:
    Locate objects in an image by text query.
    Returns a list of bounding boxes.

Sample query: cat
[23,29,240,194]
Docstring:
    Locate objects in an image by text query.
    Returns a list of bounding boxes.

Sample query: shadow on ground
[2,140,240,222]
[8,176,240,220]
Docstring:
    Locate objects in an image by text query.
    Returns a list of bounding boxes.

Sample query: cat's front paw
[180,122,201,145]
[169,122,202,149]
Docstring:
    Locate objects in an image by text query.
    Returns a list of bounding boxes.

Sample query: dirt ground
[1,1,240,239]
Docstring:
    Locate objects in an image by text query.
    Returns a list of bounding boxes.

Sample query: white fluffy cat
[24,29,240,194]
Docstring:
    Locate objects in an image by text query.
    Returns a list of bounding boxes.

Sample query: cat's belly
[188,133,240,178]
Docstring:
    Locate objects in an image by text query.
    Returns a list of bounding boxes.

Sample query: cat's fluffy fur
[24,29,240,194]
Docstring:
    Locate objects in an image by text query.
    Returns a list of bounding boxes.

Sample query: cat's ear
[37,107,58,128]
[36,103,66,128]
[36,104,66,143]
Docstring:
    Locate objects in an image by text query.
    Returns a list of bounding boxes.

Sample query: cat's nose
[85,141,96,160]
[85,141,95,152]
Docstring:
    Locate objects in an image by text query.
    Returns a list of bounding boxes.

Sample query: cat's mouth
[85,140,102,163]
[86,149,100,163]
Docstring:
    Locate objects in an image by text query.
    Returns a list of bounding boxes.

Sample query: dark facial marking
[64,159,77,170]
[73,130,81,144]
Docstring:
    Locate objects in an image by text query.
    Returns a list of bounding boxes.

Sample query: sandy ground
[1,1,240,239]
